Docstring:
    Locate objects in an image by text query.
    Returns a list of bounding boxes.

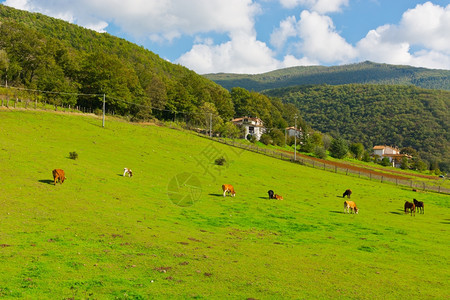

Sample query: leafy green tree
[259,133,272,145]
[362,151,372,162]
[400,157,410,169]
[322,134,332,150]
[218,121,241,138]
[349,143,365,160]
[411,158,427,171]
[380,157,391,166]
[268,128,285,146]
[329,137,348,159]
[191,102,223,132]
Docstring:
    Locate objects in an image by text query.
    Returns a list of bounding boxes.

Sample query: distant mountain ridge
[204,61,450,91]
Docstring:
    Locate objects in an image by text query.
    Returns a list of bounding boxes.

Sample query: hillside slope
[264,84,450,168]
[0,4,234,121]
[0,110,449,298]
[204,61,450,91]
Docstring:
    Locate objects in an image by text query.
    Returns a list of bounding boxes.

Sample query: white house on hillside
[373,145,411,167]
[231,116,265,141]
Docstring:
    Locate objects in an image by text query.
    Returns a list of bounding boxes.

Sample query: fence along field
[1,84,448,195]
[209,137,450,194]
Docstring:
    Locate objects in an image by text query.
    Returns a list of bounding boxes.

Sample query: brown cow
[404,201,415,216]
[52,169,66,185]
[222,184,236,197]
[344,200,358,214]
[274,194,283,200]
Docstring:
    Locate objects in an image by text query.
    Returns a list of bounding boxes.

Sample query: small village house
[285,126,302,138]
[231,116,266,141]
[373,145,411,168]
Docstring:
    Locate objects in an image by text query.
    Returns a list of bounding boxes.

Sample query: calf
[344,200,358,214]
[52,169,66,185]
[343,189,352,198]
[222,184,236,197]
[268,190,274,199]
[413,199,424,214]
[404,201,415,216]
[123,168,133,177]
[274,194,283,200]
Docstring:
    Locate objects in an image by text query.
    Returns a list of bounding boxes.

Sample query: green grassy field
[0,109,449,299]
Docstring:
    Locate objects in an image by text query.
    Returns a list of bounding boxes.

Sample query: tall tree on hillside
[329,137,349,159]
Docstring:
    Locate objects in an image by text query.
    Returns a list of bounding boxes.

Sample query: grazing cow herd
[52,168,425,217]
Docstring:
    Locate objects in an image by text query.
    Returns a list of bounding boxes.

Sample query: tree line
[0,5,299,137]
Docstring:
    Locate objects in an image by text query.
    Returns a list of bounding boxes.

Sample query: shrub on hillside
[259,133,272,145]
[314,146,327,159]
[69,151,78,160]
[215,156,226,166]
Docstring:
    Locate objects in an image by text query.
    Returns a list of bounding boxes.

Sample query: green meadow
[0,110,448,299]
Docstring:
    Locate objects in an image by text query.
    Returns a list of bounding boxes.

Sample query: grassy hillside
[0,110,449,298]
[204,61,450,91]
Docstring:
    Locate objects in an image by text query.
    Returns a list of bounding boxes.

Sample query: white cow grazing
[123,168,133,177]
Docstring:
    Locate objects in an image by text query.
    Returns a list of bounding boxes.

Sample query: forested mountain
[264,84,450,167]
[0,4,296,129]
[204,62,450,92]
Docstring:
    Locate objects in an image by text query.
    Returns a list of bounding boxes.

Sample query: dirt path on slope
[280,149,437,181]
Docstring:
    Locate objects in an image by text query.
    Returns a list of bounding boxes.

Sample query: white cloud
[177,32,280,74]
[270,15,298,50]
[3,0,261,40]
[279,0,349,14]
[356,2,450,69]
[3,0,449,72]
[297,11,356,63]
[270,10,356,64]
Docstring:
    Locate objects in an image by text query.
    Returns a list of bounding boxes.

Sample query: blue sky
[2,0,449,74]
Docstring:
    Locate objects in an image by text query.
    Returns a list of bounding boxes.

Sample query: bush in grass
[259,133,272,145]
[314,146,327,159]
[247,134,257,143]
[215,156,226,166]
[69,151,78,160]
[380,157,391,166]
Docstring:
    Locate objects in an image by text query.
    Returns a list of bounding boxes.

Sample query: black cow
[413,199,424,214]
[268,190,274,199]
[343,189,352,198]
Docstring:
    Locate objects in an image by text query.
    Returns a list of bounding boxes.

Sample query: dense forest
[204,61,450,92]
[264,84,450,168]
[0,5,297,131]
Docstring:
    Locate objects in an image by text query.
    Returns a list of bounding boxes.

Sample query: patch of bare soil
[280,149,436,181]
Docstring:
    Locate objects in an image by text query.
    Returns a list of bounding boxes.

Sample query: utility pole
[294,114,298,161]
[209,113,212,138]
[102,94,105,128]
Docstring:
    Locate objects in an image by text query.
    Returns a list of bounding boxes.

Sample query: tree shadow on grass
[39,179,54,185]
